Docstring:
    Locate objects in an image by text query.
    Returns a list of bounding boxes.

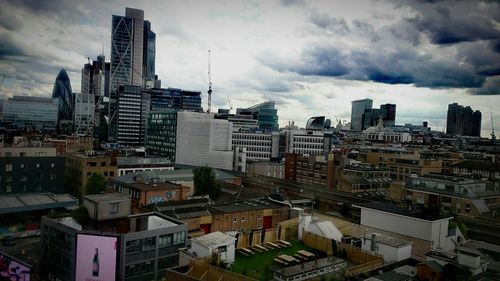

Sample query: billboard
[75,234,118,281]
[0,251,31,281]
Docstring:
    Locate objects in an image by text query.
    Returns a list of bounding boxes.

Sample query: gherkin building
[52,69,74,121]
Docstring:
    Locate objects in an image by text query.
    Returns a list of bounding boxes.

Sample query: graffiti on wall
[148,191,176,205]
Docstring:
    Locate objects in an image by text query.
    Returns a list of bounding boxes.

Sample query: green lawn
[231,240,318,280]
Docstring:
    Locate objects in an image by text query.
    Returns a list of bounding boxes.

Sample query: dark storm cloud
[0,34,26,58]
[404,0,500,45]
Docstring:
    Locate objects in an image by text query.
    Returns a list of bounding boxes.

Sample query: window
[173,232,185,245]
[50,163,55,168]
[141,237,156,252]
[159,234,172,248]
[5,164,12,172]
[6,185,12,193]
[20,163,25,169]
[5,175,12,182]
[20,152,26,157]
[20,176,27,182]
[257,215,261,220]
[36,163,40,168]
[5,152,11,157]
[50,174,56,181]
[241,216,246,222]
[233,217,237,223]
[126,240,140,253]
[110,203,119,214]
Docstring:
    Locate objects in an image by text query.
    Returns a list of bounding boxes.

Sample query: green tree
[85,173,106,195]
[193,166,220,199]
[71,205,90,225]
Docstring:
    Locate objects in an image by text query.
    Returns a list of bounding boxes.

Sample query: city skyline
[0,0,499,136]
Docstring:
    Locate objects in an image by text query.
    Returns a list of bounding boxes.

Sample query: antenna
[227,96,233,112]
[491,106,496,140]
[207,49,212,113]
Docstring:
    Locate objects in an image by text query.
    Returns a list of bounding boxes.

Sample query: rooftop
[116,157,173,167]
[191,231,235,248]
[453,160,500,172]
[0,193,78,215]
[209,198,286,213]
[364,233,412,248]
[355,202,452,221]
[84,192,130,203]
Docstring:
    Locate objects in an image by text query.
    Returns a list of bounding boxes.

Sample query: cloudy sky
[0,0,499,136]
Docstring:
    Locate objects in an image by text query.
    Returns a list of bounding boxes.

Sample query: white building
[355,202,456,251]
[116,157,174,176]
[363,118,411,143]
[362,233,412,262]
[282,129,325,156]
[189,231,236,264]
[175,112,233,170]
[232,131,280,172]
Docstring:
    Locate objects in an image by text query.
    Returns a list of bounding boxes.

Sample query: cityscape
[0,1,499,281]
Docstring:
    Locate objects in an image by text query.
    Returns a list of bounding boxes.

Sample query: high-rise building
[472,110,482,137]
[52,69,74,123]
[112,85,150,146]
[361,108,381,130]
[81,55,111,138]
[143,20,156,88]
[351,99,373,131]
[236,101,279,131]
[1,96,58,131]
[446,103,481,136]
[110,8,155,142]
[145,110,177,160]
[74,92,95,135]
[380,103,396,126]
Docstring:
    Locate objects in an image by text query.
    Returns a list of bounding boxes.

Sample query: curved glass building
[52,69,74,121]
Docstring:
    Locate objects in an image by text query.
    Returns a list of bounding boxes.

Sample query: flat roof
[209,198,286,213]
[191,231,235,248]
[116,157,173,167]
[364,233,412,248]
[84,192,130,203]
[355,202,452,221]
[0,193,78,214]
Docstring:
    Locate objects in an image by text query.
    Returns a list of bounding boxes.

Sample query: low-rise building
[247,161,285,179]
[272,256,347,281]
[285,153,335,188]
[361,233,412,262]
[64,151,118,197]
[189,231,236,264]
[41,193,187,281]
[339,163,391,193]
[452,160,500,188]
[116,157,174,176]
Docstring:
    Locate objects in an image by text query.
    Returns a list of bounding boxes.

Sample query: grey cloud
[309,11,349,34]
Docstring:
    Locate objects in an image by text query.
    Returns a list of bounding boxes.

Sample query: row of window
[4,162,56,171]
[125,232,186,254]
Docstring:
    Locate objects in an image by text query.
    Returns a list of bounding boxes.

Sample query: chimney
[371,233,377,252]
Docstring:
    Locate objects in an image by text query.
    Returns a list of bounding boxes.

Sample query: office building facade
[380,103,396,126]
[446,103,481,137]
[236,101,279,131]
[1,96,58,131]
[146,110,177,160]
[143,20,156,88]
[351,99,373,131]
[146,87,202,112]
[74,92,94,136]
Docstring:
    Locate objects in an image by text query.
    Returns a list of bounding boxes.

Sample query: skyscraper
[380,103,396,126]
[351,99,373,131]
[472,110,482,137]
[109,7,155,142]
[143,20,156,88]
[236,101,279,131]
[113,85,150,146]
[446,103,481,136]
[52,69,74,122]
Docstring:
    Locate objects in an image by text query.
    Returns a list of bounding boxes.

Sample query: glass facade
[52,69,74,121]
[113,85,150,146]
[236,101,279,131]
[2,96,58,131]
[143,20,156,88]
[351,99,373,131]
[145,110,177,160]
[146,88,202,112]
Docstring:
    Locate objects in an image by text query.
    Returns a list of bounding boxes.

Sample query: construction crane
[207,49,212,113]
[491,106,496,140]
[227,96,233,112]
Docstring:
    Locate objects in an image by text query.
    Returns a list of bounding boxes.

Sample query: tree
[71,205,90,225]
[85,173,106,195]
[193,166,220,199]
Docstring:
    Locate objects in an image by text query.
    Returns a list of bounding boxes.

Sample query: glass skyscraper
[52,69,74,122]
[236,101,279,131]
[143,20,156,88]
[145,88,202,112]
[350,99,373,131]
[2,96,58,131]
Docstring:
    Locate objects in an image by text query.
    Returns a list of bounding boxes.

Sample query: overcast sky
[0,0,499,137]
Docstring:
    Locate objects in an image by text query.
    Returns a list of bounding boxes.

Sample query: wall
[361,239,411,262]
[359,208,450,249]
[82,197,131,221]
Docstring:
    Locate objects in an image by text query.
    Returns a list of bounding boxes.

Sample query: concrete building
[354,202,456,251]
[339,163,391,193]
[404,174,500,218]
[425,248,489,276]
[446,103,481,137]
[380,103,396,127]
[362,233,412,262]
[247,161,285,179]
[236,101,278,131]
[281,128,326,156]
[0,145,64,194]
[64,152,118,197]
[1,96,58,131]
[272,256,347,281]
[285,153,335,188]
[41,194,187,281]
[351,99,373,131]
[189,231,236,264]
[175,112,233,170]
[452,160,500,188]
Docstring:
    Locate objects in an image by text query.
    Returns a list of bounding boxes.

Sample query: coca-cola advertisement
[75,234,118,281]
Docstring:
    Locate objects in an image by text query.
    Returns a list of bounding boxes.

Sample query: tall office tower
[446,103,463,135]
[380,103,396,126]
[113,85,150,146]
[52,69,74,126]
[462,106,473,136]
[143,20,156,88]
[361,108,381,130]
[146,109,177,160]
[350,99,373,131]
[236,101,279,131]
[472,110,482,137]
[110,7,146,142]
[80,55,111,136]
